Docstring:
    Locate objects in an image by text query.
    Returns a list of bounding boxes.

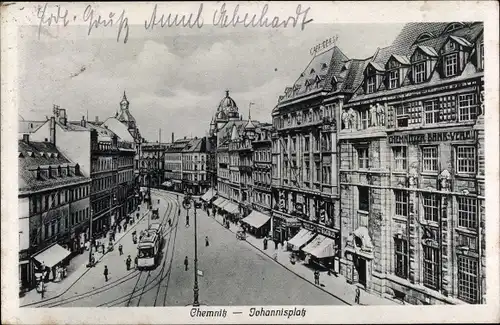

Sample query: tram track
[102,190,180,307]
[39,192,178,308]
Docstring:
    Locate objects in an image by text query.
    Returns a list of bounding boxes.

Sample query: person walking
[101,243,105,254]
[314,270,320,285]
[126,255,132,271]
[274,239,278,250]
[134,255,138,269]
[205,236,209,247]
[263,237,268,250]
[186,214,190,227]
[123,222,128,232]
[168,218,172,227]
[355,287,361,304]
[118,224,122,233]
[118,244,123,256]
[103,266,109,282]
[184,256,189,271]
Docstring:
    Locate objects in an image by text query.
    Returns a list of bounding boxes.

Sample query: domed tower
[217,90,239,122]
[117,91,137,130]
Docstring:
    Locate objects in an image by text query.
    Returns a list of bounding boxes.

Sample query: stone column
[439,170,452,296]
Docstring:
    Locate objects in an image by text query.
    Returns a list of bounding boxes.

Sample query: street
[37,190,346,307]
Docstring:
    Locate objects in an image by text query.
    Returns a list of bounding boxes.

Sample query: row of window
[357,186,478,229]
[355,144,476,174]
[31,185,90,214]
[182,163,205,171]
[91,175,115,194]
[218,169,229,180]
[164,153,181,161]
[395,238,479,303]
[254,171,271,185]
[272,104,336,130]
[254,149,272,162]
[91,197,111,216]
[253,191,271,207]
[182,155,206,162]
[118,156,134,168]
[91,157,115,173]
[36,207,89,243]
[118,170,134,184]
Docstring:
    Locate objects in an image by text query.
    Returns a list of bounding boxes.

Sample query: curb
[21,206,152,308]
[209,213,353,306]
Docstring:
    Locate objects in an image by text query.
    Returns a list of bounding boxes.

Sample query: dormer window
[388,70,399,89]
[364,64,383,94]
[321,63,328,70]
[443,53,458,77]
[411,47,437,84]
[443,22,464,34]
[478,40,484,70]
[367,75,376,93]
[415,32,434,44]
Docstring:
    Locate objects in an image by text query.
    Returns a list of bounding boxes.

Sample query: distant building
[182,137,209,195]
[164,138,191,192]
[338,22,485,304]
[18,135,90,291]
[140,142,170,188]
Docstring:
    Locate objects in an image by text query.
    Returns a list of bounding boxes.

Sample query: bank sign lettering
[388,130,478,145]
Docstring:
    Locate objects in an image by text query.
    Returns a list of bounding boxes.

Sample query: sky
[18,23,405,142]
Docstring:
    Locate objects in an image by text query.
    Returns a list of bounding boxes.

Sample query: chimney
[50,116,56,144]
[59,108,67,126]
[81,115,86,127]
[171,132,174,143]
[95,116,99,123]
[184,136,187,139]
[23,134,29,143]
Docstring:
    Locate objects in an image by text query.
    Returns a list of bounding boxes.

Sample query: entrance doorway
[356,258,367,287]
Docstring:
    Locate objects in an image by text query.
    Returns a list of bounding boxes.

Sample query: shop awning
[32,243,72,268]
[223,201,239,214]
[302,234,336,258]
[201,188,217,202]
[213,197,227,208]
[287,228,316,251]
[241,210,270,229]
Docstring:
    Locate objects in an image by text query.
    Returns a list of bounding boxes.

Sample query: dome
[217,90,239,114]
[216,110,227,120]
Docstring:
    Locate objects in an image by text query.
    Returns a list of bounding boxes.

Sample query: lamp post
[88,209,94,266]
[183,194,199,306]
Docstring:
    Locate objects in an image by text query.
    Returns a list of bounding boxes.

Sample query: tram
[137,231,161,270]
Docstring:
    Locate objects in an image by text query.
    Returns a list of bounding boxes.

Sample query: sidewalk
[208,210,399,306]
[20,202,151,307]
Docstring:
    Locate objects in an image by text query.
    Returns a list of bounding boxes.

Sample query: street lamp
[182,193,199,307]
[88,209,94,267]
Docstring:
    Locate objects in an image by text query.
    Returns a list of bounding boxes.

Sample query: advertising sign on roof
[310,35,339,56]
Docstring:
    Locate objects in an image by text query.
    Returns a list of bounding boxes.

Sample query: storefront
[223,201,240,222]
[201,188,217,203]
[287,228,316,251]
[32,243,72,283]
[272,211,301,244]
[301,221,340,273]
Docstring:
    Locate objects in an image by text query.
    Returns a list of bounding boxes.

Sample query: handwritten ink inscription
[36,2,314,44]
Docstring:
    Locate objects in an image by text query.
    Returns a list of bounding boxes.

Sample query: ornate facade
[338,22,485,305]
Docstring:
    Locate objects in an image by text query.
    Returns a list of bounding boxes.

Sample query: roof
[182,138,205,153]
[86,122,116,141]
[18,140,89,193]
[280,46,349,102]
[166,138,191,152]
[102,117,135,142]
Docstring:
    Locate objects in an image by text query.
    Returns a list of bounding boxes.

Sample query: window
[358,186,370,212]
[458,94,477,121]
[360,110,369,129]
[423,246,439,290]
[424,100,440,124]
[367,75,376,93]
[458,197,477,228]
[456,146,476,174]
[393,146,407,170]
[389,70,399,89]
[315,162,320,182]
[395,190,409,217]
[423,193,440,222]
[458,256,478,303]
[444,53,458,77]
[422,146,438,172]
[414,62,426,83]
[394,238,408,279]
[357,147,369,169]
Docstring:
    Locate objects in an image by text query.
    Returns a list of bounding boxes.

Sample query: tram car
[137,231,161,270]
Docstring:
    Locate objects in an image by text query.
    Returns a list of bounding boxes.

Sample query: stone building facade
[338,22,485,305]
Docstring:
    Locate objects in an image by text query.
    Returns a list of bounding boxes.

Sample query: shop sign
[388,130,477,145]
[302,221,337,238]
[310,35,339,56]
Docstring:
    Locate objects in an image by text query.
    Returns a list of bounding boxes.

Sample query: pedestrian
[126,255,132,271]
[104,265,109,282]
[101,243,105,254]
[314,270,320,285]
[274,239,278,250]
[118,244,123,255]
[184,256,189,271]
[118,224,122,233]
[40,281,45,299]
[355,287,361,304]
[186,215,190,227]
[134,255,138,269]
[91,253,96,266]
[168,218,172,227]
[263,237,268,250]
[124,223,128,232]
[205,236,209,247]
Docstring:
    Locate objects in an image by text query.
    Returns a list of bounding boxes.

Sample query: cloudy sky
[18,23,404,141]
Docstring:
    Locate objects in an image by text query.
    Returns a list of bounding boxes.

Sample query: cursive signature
[37,3,70,40]
[144,3,204,30]
[213,3,313,30]
[83,5,129,44]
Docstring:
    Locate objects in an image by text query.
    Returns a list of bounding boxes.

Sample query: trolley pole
[193,203,199,306]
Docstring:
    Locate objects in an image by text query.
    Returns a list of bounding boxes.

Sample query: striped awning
[241,210,270,229]
[223,201,239,214]
[201,188,217,202]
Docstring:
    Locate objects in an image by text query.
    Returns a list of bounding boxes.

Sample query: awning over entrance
[302,234,336,258]
[287,228,316,251]
[213,197,227,208]
[241,210,270,229]
[33,243,72,268]
[223,201,239,214]
[201,188,217,202]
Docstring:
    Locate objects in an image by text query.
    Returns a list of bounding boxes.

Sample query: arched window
[415,32,434,44]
